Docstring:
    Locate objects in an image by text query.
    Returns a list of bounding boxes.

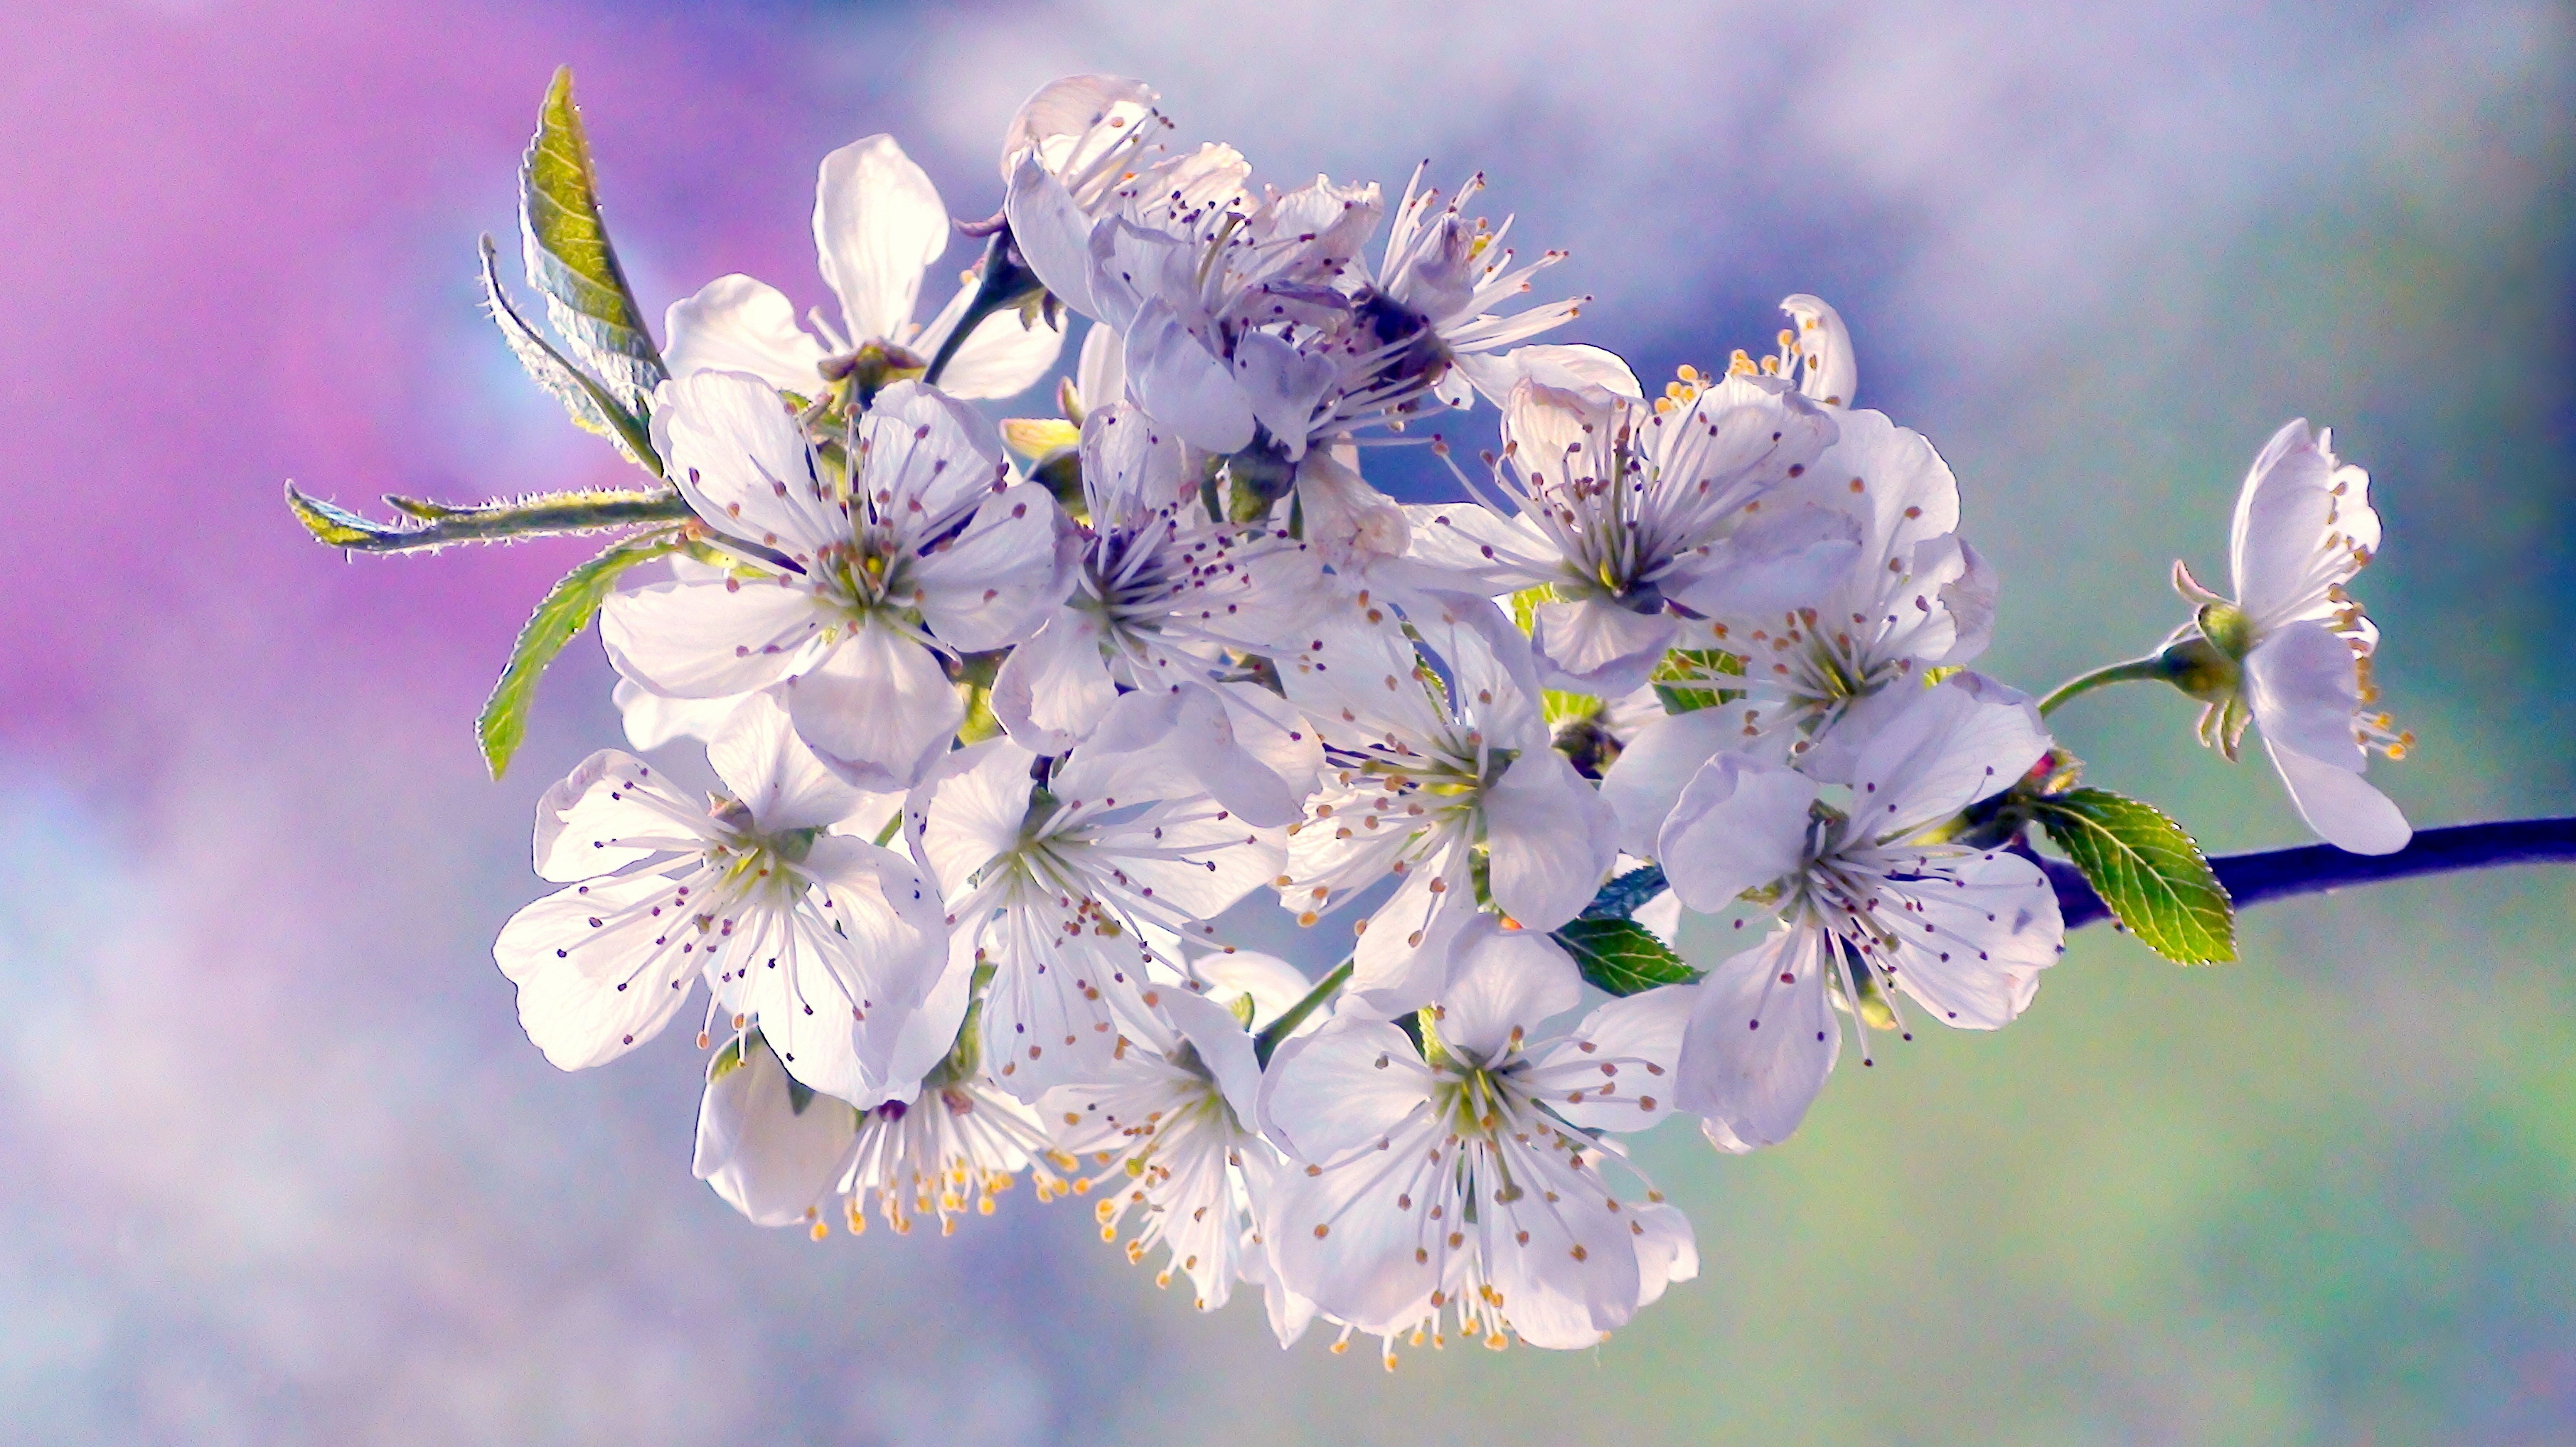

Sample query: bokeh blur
[3,1,2570,1442]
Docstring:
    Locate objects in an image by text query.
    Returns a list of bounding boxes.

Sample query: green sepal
[520,66,666,412]
[481,235,661,475]
[1551,917,1702,996]
[1651,648,1743,714]
[2033,787,2237,963]
[475,528,683,779]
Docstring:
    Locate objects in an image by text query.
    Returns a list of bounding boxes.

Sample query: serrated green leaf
[1651,647,1743,713]
[1551,917,1702,996]
[1508,584,1550,635]
[476,530,681,779]
[520,66,666,412]
[481,235,661,474]
[2036,787,2236,963]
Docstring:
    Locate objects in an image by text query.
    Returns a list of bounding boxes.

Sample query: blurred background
[3,1,2571,1442]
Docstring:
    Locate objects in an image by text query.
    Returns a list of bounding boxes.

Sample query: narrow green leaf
[520,65,666,412]
[481,235,661,474]
[2035,787,2237,963]
[1551,917,1702,996]
[1651,647,1743,713]
[283,482,388,548]
[282,479,691,555]
[476,530,681,779]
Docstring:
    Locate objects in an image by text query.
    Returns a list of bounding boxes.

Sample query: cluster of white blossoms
[471,73,2415,1363]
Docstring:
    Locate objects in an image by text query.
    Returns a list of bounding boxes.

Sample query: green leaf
[282,483,389,548]
[520,66,666,412]
[2034,787,2236,963]
[481,235,661,474]
[1651,647,1743,713]
[476,530,682,779]
[282,476,690,555]
[1551,917,1702,996]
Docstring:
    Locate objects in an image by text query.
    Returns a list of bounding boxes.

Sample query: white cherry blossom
[1600,402,1999,851]
[2169,420,2411,854]
[989,402,1328,823]
[1662,676,2062,1151]
[1042,984,1278,1313]
[1273,592,1616,1012]
[1406,365,1839,696]
[907,700,1285,1099]
[666,134,1063,402]
[492,693,944,1104]
[1260,918,1696,1365]
[602,371,1071,789]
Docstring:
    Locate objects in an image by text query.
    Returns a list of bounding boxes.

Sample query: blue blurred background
[2,1,2570,1441]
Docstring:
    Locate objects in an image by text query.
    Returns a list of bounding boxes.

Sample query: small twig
[1586,816,2576,936]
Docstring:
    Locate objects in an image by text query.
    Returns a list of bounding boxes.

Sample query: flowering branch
[277,66,2509,1365]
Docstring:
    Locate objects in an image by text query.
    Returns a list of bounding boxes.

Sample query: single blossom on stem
[602,371,1072,789]
[908,700,1284,1099]
[666,134,1063,402]
[2166,420,2412,854]
[1406,363,1839,696]
[1259,917,1696,1365]
[1042,983,1284,1316]
[492,693,946,1105]
[1273,592,1618,1012]
[1662,676,2063,1152]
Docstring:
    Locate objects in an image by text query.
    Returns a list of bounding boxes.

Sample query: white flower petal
[2266,735,2412,855]
[990,606,1117,755]
[1482,748,1617,931]
[1003,156,1099,319]
[705,691,872,833]
[912,481,1072,653]
[1258,1018,1436,1167]
[784,623,963,791]
[663,274,829,393]
[614,678,745,751]
[1539,985,1693,1134]
[600,576,821,700]
[1436,916,1583,1062]
[1124,297,1256,454]
[495,869,701,1071]
[813,134,947,346]
[1075,319,1126,411]
[1657,754,1819,911]
[1231,329,1337,458]
[533,748,700,882]
[652,370,842,560]
[1779,294,1856,407]
[1847,674,2048,838]
[1530,598,1677,697]
[2243,620,2366,769]
[914,280,1067,400]
[1676,928,1839,1151]
[1598,708,1738,858]
[1879,848,2062,1029]
[693,1034,859,1229]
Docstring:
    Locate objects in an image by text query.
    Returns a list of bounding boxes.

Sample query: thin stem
[1586,816,2576,936]
[2044,816,2576,930]
[2036,654,2170,716]
[284,482,692,555]
[923,229,1040,390]
[1254,959,1355,1067]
